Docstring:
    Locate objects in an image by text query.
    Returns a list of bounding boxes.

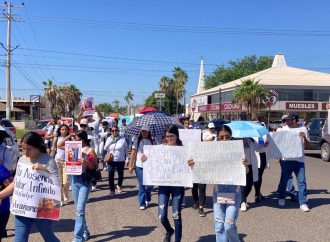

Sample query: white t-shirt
[202,130,216,141]
[55,136,65,160]
[132,138,153,168]
[104,137,128,162]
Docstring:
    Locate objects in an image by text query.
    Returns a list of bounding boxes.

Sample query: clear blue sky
[1,0,330,105]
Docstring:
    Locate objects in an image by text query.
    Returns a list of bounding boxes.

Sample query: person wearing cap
[276,115,297,201]
[70,130,98,241]
[203,122,217,141]
[104,125,128,196]
[277,113,310,212]
[128,125,155,209]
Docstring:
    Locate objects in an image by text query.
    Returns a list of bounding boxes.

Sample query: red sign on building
[286,102,318,110]
[198,102,242,112]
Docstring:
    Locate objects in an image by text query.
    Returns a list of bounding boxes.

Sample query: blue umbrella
[126,113,183,138]
[224,121,269,138]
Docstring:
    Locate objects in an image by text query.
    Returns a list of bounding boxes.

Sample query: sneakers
[83,232,91,241]
[192,201,199,210]
[300,204,310,212]
[198,207,206,217]
[139,206,146,210]
[91,186,96,191]
[145,201,150,208]
[60,201,64,207]
[255,194,265,202]
[240,202,247,212]
[109,191,116,197]
[278,199,285,207]
[116,185,123,194]
[163,228,174,242]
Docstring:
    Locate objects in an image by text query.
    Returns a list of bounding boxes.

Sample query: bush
[16,129,29,140]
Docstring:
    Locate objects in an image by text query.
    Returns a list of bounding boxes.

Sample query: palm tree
[64,85,82,116]
[159,76,173,114]
[233,79,268,120]
[124,91,134,115]
[172,67,188,114]
[42,80,57,117]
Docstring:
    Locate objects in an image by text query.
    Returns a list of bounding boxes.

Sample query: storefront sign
[263,90,278,107]
[286,102,318,110]
[198,102,241,112]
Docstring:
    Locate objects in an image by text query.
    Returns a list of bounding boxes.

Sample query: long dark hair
[137,130,153,148]
[21,132,47,153]
[76,130,90,147]
[56,124,69,137]
[218,125,232,136]
[165,125,183,146]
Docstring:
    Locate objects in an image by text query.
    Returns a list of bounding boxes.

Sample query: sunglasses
[80,124,87,128]
[111,129,119,132]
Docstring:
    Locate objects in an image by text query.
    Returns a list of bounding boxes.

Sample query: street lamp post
[218,88,222,119]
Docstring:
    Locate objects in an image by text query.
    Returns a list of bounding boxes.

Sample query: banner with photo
[10,163,61,220]
[61,117,74,134]
[82,97,95,117]
[65,141,82,175]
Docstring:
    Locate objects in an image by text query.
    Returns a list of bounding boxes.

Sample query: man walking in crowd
[277,113,310,212]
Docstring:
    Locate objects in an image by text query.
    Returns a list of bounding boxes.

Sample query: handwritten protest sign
[82,97,95,117]
[266,131,303,159]
[65,141,82,175]
[179,129,201,146]
[10,163,61,220]
[143,145,193,187]
[188,140,246,185]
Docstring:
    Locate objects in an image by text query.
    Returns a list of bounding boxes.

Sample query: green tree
[205,55,273,89]
[173,67,188,114]
[97,103,113,115]
[233,79,269,120]
[124,91,134,115]
[112,99,121,113]
[144,91,158,108]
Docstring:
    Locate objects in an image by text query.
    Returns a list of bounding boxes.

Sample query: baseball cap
[287,113,299,121]
[141,125,150,132]
[281,114,289,120]
[208,122,215,129]
[80,118,88,126]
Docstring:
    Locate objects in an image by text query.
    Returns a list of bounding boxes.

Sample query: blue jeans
[14,215,59,242]
[108,161,125,192]
[70,175,92,242]
[135,167,153,207]
[158,186,184,242]
[278,160,297,197]
[278,160,307,205]
[213,185,241,242]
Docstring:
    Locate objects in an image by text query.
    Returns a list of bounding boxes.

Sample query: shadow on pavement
[197,234,215,241]
[305,152,321,159]
[89,225,157,241]
[29,219,76,234]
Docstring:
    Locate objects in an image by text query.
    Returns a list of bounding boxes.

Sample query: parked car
[31,119,53,137]
[306,117,330,162]
[1,129,20,172]
[0,118,17,141]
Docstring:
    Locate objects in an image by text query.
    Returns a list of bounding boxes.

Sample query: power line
[25,15,330,37]
[23,6,56,82]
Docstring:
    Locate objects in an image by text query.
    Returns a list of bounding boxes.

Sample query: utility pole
[218,88,222,119]
[1,1,21,119]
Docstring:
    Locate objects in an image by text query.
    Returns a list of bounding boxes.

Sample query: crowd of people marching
[0,108,311,242]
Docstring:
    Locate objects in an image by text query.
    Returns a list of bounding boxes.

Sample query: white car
[0,118,17,141]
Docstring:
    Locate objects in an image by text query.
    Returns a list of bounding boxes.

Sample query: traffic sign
[155,93,166,98]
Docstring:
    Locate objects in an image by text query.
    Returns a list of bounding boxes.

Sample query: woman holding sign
[55,124,74,206]
[70,130,98,241]
[128,125,155,210]
[188,126,248,242]
[143,125,185,242]
[0,131,60,242]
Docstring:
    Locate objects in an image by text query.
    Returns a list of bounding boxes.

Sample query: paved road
[3,151,330,242]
